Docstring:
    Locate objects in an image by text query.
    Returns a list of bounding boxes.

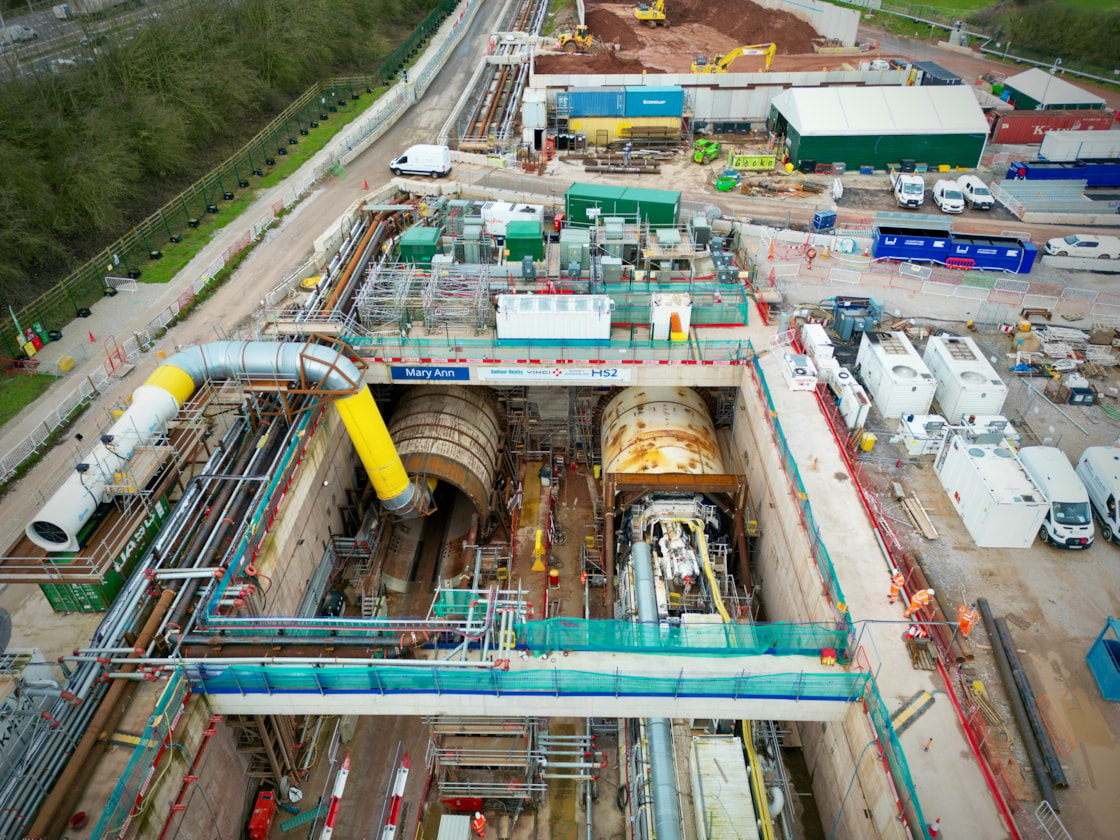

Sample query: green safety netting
[188,664,869,702]
[514,618,848,658]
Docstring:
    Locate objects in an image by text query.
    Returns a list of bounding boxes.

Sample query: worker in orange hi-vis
[472,812,487,838]
[888,568,906,603]
[956,604,980,638]
[903,588,935,619]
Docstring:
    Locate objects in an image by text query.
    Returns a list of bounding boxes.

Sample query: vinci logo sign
[478,367,631,382]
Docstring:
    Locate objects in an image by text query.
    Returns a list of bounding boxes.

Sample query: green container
[398,226,442,266]
[621,186,681,227]
[505,220,544,262]
[40,497,169,614]
[565,183,627,226]
[564,183,681,227]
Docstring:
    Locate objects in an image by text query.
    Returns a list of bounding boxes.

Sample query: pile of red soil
[538,0,820,74]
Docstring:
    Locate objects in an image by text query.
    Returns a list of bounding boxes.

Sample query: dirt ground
[538,0,827,75]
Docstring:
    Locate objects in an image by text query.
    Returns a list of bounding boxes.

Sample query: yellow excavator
[692,42,776,74]
[634,0,667,27]
[557,24,593,54]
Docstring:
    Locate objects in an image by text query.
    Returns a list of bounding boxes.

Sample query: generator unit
[922,335,1008,422]
[935,435,1048,548]
[855,331,937,418]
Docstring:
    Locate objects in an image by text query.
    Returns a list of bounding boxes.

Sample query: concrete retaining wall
[731,366,907,840]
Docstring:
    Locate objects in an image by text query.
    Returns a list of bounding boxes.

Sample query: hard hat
[475,813,483,819]
[890,568,899,575]
[927,588,935,595]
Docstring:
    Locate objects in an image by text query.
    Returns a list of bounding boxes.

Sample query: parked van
[957,175,995,210]
[1,24,39,44]
[1076,447,1120,543]
[932,179,965,214]
[1018,446,1094,548]
[389,144,452,178]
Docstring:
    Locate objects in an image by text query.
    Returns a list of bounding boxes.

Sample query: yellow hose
[334,389,411,502]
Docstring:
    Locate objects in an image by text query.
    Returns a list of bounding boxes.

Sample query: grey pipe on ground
[976,598,1059,810]
[994,617,1068,788]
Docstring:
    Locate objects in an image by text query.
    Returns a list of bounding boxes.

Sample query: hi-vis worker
[888,568,905,603]
[956,604,979,638]
[903,588,935,619]
[472,812,486,837]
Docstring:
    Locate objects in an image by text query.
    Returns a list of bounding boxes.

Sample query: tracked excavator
[634,0,667,27]
[692,42,776,73]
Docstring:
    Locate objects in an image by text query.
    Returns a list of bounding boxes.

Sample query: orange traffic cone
[928,818,941,838]
[88,331,96,343]
[363,179,369,190]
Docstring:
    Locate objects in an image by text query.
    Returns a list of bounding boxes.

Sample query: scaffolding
[422,266,493,333]
[568,389,595,468]
[424,717,547,802]
[354,264,428,330]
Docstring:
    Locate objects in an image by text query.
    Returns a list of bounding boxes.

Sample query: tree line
[970,0,1120,73]
[0,0,439,308]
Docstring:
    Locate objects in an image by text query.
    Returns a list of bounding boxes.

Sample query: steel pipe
[976,598,1059,810]
[994,617,1068,788]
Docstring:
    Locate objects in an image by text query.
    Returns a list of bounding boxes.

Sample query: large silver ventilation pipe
[632,542,684,840]
[26,341,415,552]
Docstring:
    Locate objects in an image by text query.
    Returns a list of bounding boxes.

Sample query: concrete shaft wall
[134,697,249,840]
[731,367,906,840]
[256,408,363,616]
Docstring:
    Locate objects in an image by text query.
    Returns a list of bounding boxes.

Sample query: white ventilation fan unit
[781,353,818,392]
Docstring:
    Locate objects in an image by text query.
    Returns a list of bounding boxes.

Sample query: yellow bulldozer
[692,42,776,74]
[557,24,594,54]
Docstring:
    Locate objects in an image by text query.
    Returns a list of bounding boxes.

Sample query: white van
[1,24,38,44]
[1076,447,1120,543]
[389,144,452,178]
[1018,446,1094,548]
[957,175,995,210]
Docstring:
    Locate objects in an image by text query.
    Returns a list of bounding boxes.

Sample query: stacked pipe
[993,615,1068,789]
[976,598,1061,810]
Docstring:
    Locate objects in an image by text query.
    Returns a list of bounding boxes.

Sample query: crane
[634,0,667,27]
[692,42,776,74]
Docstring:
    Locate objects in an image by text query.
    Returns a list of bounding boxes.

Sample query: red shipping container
[990,110,1115,145]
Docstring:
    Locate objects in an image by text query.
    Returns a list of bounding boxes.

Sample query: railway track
[453,0,547,150]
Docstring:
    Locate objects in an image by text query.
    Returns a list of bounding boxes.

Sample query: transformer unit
[923,335,1008,422]
[855,331,937,418]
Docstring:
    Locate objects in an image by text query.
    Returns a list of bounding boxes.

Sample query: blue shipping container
[560,88,625,117]
[624,86,684,118]
[873,225,1037,274]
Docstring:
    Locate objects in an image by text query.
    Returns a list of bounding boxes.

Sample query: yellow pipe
[143,363,197,406]
[334,388,412,503]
